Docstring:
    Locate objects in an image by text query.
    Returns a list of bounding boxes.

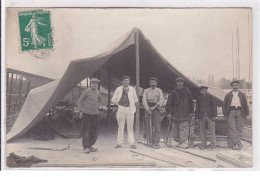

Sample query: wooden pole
[135,30,140,140]
[107,62,111,124]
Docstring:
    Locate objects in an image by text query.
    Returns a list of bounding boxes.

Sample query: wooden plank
[135,30,140,140]
[216,153,252,168]
[130,149,196,167]
[32,162,156,167]
[173,147,216,162]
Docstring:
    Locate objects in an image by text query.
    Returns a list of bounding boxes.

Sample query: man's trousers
[82,113,100,149]
[116,105,135,145]
[227,110,245,147]
[173,120,190,144]
[199,113,216,147]
[144,108,161,144]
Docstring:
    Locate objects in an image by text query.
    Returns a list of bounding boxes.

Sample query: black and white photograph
[1,1,260,172]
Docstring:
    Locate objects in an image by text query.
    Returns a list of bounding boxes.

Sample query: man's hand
[212,117,217,121]
[166,114,172,120]
[79,112,83,119]
[245,115,251,121]
[195,119,199,125]
[147,110,152,115]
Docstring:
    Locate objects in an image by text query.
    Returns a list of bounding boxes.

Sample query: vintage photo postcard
[4,7,253,169]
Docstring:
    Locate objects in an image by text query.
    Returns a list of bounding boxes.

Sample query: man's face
[200,89,207,95]
[176,81,184,89]
[149,80,157,88]
[91,82,98,90]
[231,83,239,91]
[122,78,130,86]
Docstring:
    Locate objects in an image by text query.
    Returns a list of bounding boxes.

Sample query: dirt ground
[5,119,253,169]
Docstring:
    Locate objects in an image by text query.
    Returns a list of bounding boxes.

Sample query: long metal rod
[237,27,240,80]
[8,73,14,115]
[232,32,234,79]
[135,30,140,140]
[107,62,111,121]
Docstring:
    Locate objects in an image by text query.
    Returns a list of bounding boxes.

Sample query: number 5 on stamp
[18,10,53,51]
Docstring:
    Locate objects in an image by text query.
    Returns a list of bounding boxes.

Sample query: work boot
[115,144,121,149]
[170,141,180,147]
[209,144,216,150]
[232,144,239,150]
[130,145,137,149]
[90,147,98,152]
[178,143,189,149]
[153,143,161,149]
[199,143,206,150]
[83,148,90,154]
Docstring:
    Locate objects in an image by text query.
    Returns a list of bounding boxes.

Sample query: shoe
[130,145,137,149]
[199,144,206,150]
[83,148,90,154]
[170,141,180,147]
[178,143,189,149]
[115,144,121,149]
[90,147,98,152]
[153,144,161,149]
[232,144,238,150]
[209,145,217,150]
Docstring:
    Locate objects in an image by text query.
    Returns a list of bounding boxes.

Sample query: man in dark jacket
[222,80,250,150]
[195,86,217,150]
[165,77,194,149]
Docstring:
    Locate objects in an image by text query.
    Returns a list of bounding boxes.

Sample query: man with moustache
[222,80,250,150]
[112,76,139,149]
[165,77,194,149]
[142,77,164,149]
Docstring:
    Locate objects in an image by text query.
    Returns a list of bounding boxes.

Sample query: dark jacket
[165,87,194,121]
[195,93,217,120]
[222,91,249,118]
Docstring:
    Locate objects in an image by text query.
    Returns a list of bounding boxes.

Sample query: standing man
[112,76,139,149]
[165,77,194,149]
[142,77,164,149]
[195,86,217,150]
[222,80,249,150]
[78,78,102,154]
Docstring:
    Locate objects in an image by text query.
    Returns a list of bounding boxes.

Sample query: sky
[6,8,252,81]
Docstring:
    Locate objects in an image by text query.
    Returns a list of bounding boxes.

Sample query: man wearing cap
[112,76,139,149]
[142,77,164,149]
[222,80,249,150]
[165,77,194,149]
[195,86,217,150]
[78,78,102,154]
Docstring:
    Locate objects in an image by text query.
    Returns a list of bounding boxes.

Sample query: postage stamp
[18,10,53,51]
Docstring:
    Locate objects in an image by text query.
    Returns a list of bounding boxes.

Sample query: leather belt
[230,106,241,110]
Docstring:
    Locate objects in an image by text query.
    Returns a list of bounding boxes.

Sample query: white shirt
[142,87,164,111]
[231,91,241,107]
[111,86,139,114]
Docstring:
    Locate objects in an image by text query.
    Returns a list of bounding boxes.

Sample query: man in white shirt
[142,77,164,149]
[222,80,250,150]
[111,76,139,149]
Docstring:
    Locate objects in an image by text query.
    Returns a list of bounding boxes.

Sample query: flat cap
[230,80,240,85]
[149,77,158,82]
[90,78,100,83]
[198,86,208,91]
[175,77,185,82]
[121,76,131,81]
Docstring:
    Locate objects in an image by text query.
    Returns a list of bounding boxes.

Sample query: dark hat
[121,76,131,81]
[175,77,185,82]
[90,78,100,83]
[230,80,240,85]
[198,86,208,91]
[149,77,158,82]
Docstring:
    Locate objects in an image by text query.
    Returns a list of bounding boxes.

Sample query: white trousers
[116,106,135,145]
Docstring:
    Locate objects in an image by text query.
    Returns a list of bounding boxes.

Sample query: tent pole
[107,63,111,124]
[135,30,140,141]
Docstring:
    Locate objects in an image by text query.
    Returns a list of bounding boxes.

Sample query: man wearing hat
[222,80,249,150]
[112,76,139,149]
[142,77,164,148]
[78,78,102,154]
[195,86,217,150]
[165,77,194,149]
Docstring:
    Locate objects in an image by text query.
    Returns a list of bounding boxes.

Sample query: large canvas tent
[7,28,223,141]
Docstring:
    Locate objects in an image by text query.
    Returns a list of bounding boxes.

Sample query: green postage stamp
[18,10,53,51]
